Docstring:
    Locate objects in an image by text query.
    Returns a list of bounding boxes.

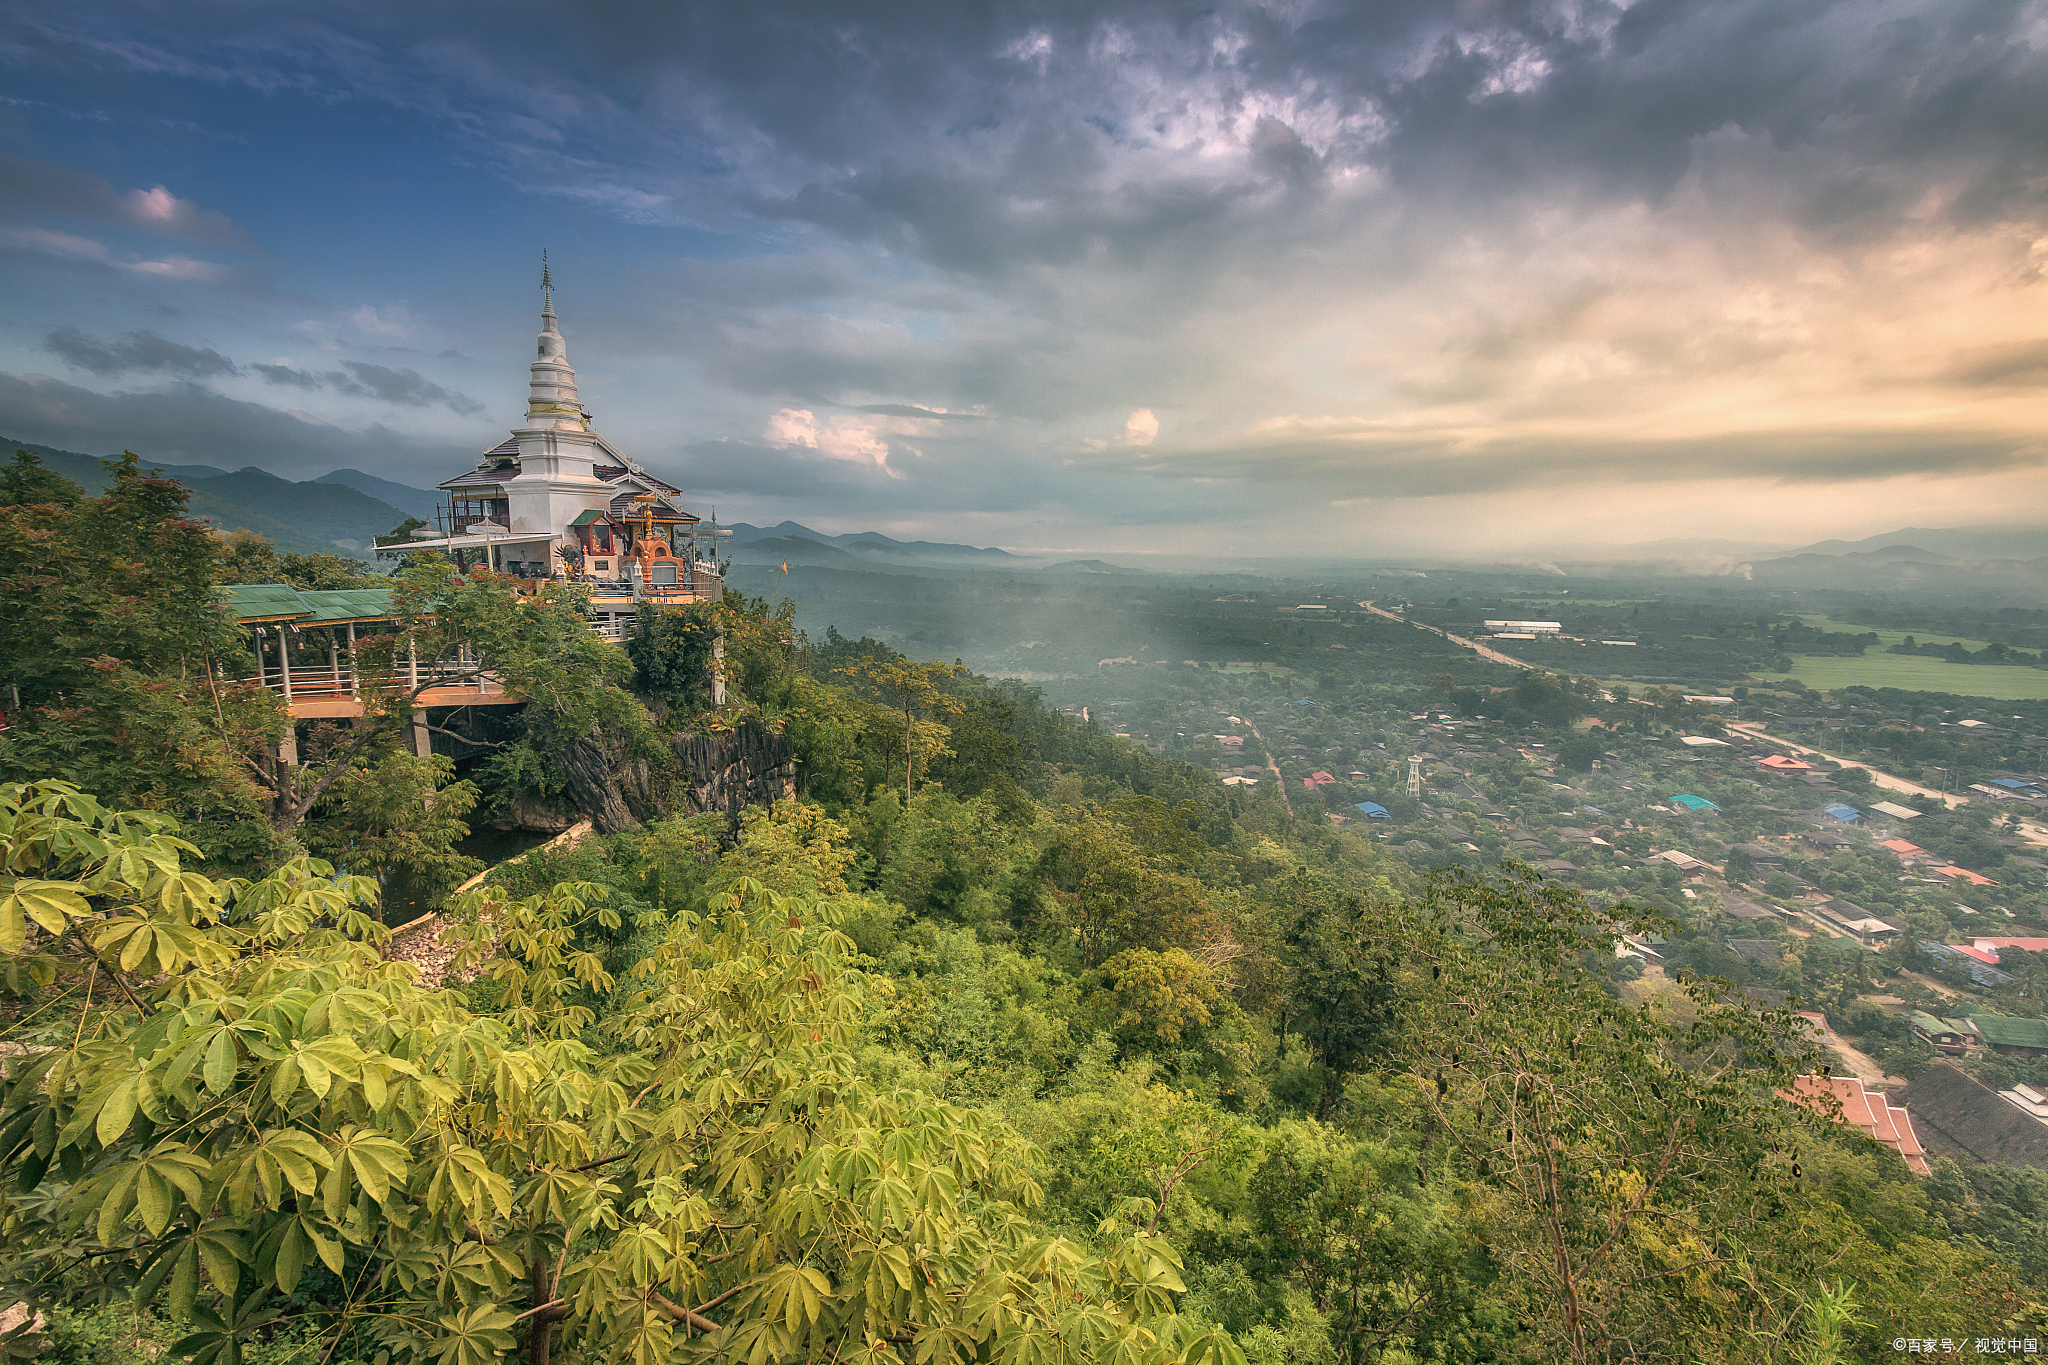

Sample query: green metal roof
[1972,1015,2048,1049]
[218,584,395,625]
[294,589,396,623]
[220,584,311,622]
[570,510,613,527]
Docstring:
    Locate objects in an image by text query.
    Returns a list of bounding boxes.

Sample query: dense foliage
[3,459,2046,1365]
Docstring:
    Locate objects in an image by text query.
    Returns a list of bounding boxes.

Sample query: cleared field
[1796,615,1993,651]
[1760,654,2048,699]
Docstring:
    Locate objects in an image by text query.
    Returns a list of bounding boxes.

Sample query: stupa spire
[527,252,583,429]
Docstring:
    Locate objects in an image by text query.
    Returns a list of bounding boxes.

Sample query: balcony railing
[238,661,506,702]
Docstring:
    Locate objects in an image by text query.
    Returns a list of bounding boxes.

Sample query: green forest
[4,453,2046,1365]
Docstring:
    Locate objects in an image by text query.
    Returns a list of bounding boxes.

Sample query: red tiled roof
[1934,865,1998,887]
[1787,1075,1930,1175]
[1972,938,2048,956]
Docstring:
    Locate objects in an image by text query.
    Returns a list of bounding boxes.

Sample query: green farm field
[1796,615,1994,651]
[1760,653,2048,699]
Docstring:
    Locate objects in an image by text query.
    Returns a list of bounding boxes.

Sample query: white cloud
[765,407,902,476]
[1122,408,1159,446]
[350,303,418,340]
[2,225,230,283]
[125,256,231,282]
[3,225,113,261]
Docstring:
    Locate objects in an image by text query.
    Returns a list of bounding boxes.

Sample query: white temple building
[377,263,728,602]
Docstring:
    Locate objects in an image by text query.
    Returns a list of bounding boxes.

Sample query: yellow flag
[781,561,788,573]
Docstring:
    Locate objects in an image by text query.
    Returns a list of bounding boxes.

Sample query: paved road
[1360,601,1534,671]
[1359,605,2048,852]
[1724,722,1968,809]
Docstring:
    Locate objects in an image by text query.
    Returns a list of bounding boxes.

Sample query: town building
[1890,1064,2048,1169]
[2002,1083,2048,1127]
[1784,1074,1930,1176]
[1970,937,2048,960]
[1906,1012,1977,1055]
[1972,1015,2048,1059]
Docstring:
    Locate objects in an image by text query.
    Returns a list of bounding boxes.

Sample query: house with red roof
[1785,1074,1930,1176]
[1758,754,1814,772]
[1971,937,2048,959]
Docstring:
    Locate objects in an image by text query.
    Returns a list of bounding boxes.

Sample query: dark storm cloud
[9,0,2048,541]
[259,358,486,415]
[253,363,322,390]
[41,330,485,415]
[0,370,473,477]
[45,326,239,379]
[328,362,486,416]
[1946,340,2048,389]
[0,149,248,244]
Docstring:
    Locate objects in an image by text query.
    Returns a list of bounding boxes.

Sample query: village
[1020,593,2048,1176]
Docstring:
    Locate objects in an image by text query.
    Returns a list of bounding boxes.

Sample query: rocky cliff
[559,717,795,836]
[673,719,798,826]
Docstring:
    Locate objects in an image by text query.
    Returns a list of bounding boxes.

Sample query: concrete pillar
[407,639,419,692]
[277,727,299,766]
[279,628,294,702]
[346,622,358,698]
[410,709,432,758]
[327,631,340,687]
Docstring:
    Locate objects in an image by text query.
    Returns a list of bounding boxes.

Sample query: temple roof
[596,464,680,494]
[610,490,699,522]
[440,466,519,490]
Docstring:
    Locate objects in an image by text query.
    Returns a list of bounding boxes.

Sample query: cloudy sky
[3,0,2046,557]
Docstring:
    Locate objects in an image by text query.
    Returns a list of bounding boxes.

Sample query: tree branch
[510,1300,567,1325]
[649,1292,720,1334]
[690,1285,744,1318]
[570,1151,631,1173]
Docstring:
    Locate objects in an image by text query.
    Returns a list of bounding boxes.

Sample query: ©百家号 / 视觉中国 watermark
[1892,1339,2040,1355]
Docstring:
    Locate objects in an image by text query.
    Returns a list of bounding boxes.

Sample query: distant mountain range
[5,439,424,558]
[1787,524,2048,561]
[314,468,443,522]
[3,441,1020,567]
[726,520,1013,564]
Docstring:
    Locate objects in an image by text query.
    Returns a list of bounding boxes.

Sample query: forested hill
[0,454,2043,1365]
[4,439,413,555]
